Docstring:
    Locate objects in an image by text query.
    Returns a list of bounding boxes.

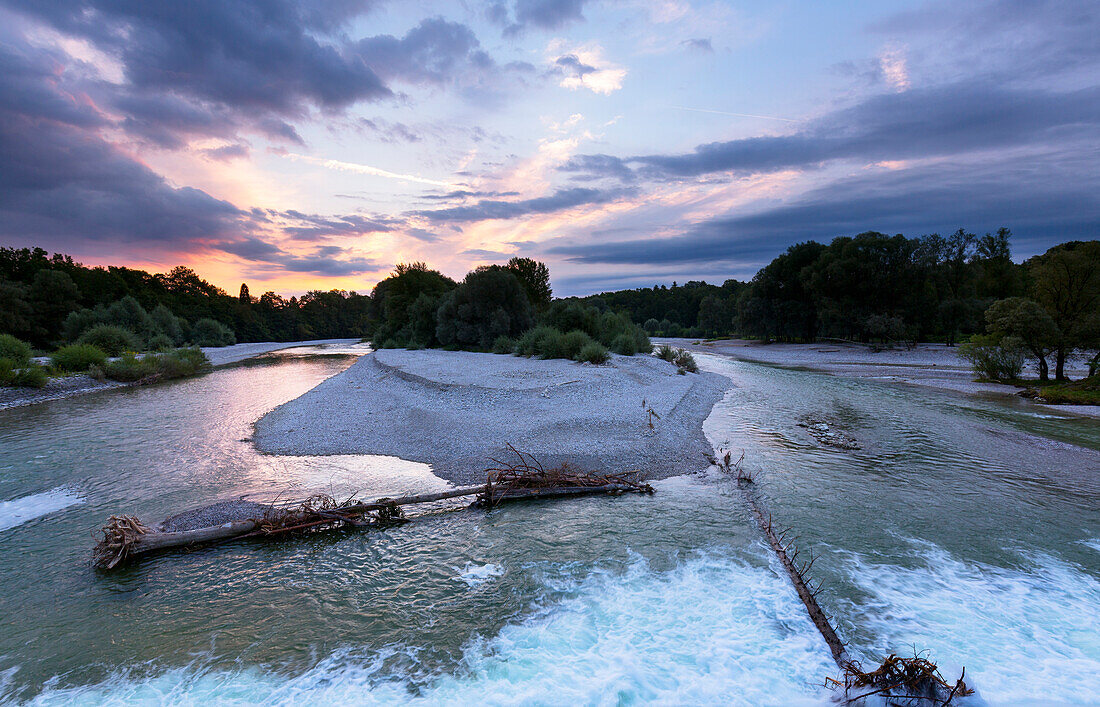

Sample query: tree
[435,269,534,348]
[370,263,457,345]
[984,297,1060,381]
[27,269,80,345]
[1028,241,1100,380]
[505,257,552,309]
[239,283,251,304]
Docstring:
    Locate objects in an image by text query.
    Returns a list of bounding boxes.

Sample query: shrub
[104,348,209,382]
[644,318,660,334]
[575,342,609,364]
[0,334,32,366]
[150,304,185,344]
[561,330,596,359]
[51,344,108,372]
[958,334,1024,382]
[515,325,560,357]
[148,333,174,352]
[190,318,236,347]
[611,333,638,356]
[536,329,570,359]
[1,359,48,388]
[491,335,515,354]
[656,343,676,362]
[673,349,698,373]
[78,325,140,356]
[13,363,47,388]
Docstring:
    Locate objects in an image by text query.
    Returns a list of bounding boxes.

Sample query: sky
[0,0,1097,297]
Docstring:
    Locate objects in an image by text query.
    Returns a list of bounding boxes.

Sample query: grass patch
[1023,375,1100,405]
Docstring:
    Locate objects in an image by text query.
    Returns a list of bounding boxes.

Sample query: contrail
[668,105,798,123]
[285,153,461,188]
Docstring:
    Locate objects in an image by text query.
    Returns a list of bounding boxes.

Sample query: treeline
[585,229,1098,381]
[0,247,371,349]
[365,258,650,364]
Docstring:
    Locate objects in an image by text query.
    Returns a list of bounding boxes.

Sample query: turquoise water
[0,350,1097,705]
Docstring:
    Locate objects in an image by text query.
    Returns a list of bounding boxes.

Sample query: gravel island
[253,349,731,484]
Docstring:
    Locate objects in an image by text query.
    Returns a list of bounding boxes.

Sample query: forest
[2,228,1097,386]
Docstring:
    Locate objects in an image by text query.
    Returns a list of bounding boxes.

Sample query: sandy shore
[253,349,731,484]
[669,338,1100,419]
[0,338,366,411]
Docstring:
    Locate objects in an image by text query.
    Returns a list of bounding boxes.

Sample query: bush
[514,325,561,357]
[491,335,515,354]
[51,344,108,372]
[561,330,596,359]
[611,333,638,356]
[0,334,32,366]
[190,318,236,347]
[575,342,609,364]
[78,325,140,356]
[655,343,676,362]
[673,349,698,373]
[1,359,48,388]
[148,333,174,352]
[104,348,209,382]
[535,329,570,359]
[958,334,1024,381]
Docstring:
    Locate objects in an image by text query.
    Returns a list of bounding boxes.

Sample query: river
[0,348,1097,705]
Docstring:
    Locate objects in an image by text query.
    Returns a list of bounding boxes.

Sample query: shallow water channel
[0,349,1097,705]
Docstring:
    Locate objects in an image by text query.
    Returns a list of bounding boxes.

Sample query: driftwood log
[94,453,654,569]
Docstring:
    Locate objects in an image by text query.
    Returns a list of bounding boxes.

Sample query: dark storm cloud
[549,148,1100,265]
[565,83,1100,180]
[2,1,509,150]
[412,187,633,223]
[217,238,379,276]
[0,43,244,246]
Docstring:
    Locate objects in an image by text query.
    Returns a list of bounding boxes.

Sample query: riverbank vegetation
[4,231,1096,386]
[368,259,650,363]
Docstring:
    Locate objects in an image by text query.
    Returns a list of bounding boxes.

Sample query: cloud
[355,18,496,86]
[273,210,400,240]
[0,42,245,249]
[491,0,588,35]
[566,82,1100,179]
[878,46,910,92]
[216,238,379,276]
[412,187,633,222]
[548,147,1100,265]
[284,153,462,188]
[682,38,714,53]
[5,2,511,152]
[358,118,422,143]
[549,44,626,95]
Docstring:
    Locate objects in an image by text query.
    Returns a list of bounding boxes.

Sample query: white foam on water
[18,552,837,706]
[1081,539,1100,554]
[0,488,84,532]
[838,543,1100,705]
[451,562,505,588]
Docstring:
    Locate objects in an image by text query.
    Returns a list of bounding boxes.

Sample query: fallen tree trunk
[95,470,651,569]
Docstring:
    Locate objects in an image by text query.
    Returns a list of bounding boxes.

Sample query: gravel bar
[253,349,731,484]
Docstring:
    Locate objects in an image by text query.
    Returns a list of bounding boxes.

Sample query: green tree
[27,269,80,345]
[984,297,1060,381]
[505,257,553,309]
[436,269,534,348]
[1028,241,1100,380]
[370,262,457,345]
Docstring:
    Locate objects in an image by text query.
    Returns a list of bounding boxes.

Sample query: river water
[0,349,1097,705]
